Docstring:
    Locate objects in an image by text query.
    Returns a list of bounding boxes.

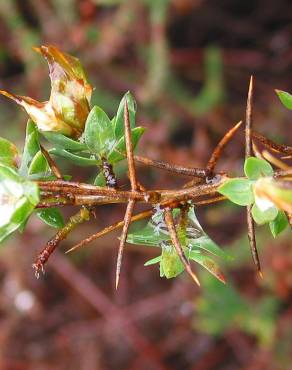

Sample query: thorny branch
[116,100,139,288]
[207,120,242,173]
[33,207,91,277]
[164,207,200,286]
[245,76,262,277]
[32,77,292,285]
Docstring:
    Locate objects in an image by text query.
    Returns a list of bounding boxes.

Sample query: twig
[66,196,226,254]
[245,76,262,277]
[262,150,290,170]
[184,120,241,189]
[40,144,63,179]
[124,100,138,191]
[32,207,90,277]
[135,155,209,178]
[246,207,262,276]
[115,100,138,288]
[116,199,135,289]
[207,121,242,172]
[245,76,253,158]
[252,142,264,159]
[164,207,200,286]
[252,131,292,156]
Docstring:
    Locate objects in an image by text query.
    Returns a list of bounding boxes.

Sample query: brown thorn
[252,131,292,156]
[40,144,63,179]
[135,155,209,178]
[245,76,254,158]
[66,196,226,254]
[124,100,138,191]
[286,213,292,229]
[281,155,292,160]
[252,142,264,159]
[207,121,242,173]
[115,199,135,289]
[262,150,290,170]
[32,207,90,277]
[247,205,262,277]
[245,76,262,277]
[164,207,200,286]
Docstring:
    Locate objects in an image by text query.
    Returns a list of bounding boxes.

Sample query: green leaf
[19,120,41,176]
[251,203,278,225]
[127,221,169,247]
[187,207,232,260]
[218,178,254,206]
[269,210,288,237]
[160,245,184,279]
[94,172,106,186]
[108,127,145,163]
[84,106,115,157]
[128,205,230,262]
[144,255,162,266]
[189,252,225,283]
[244,157,273,180]
[22,181,40,205]
[28,150,50,176]
[0,163,39,242]
[276,89,292,110]
[114,91,137,139]
[0,137,18,167]
[49,148,100,166]
[42,131,87,152]
[36,208,65,228]
[190,235,232,260]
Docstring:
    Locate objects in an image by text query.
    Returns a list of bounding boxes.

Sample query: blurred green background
[0,1,291,369]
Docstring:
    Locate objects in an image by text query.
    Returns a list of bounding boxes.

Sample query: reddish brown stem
[135,155,209,178]
[164,207,200,286]
[66,196,226,254]
[245,76,262,277]
[32,207,90,277]
[115,199,135,289]
[207,121,242,172]
[252,131,292,156]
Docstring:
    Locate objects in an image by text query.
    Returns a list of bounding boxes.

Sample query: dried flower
[254,177,292,214]
[0,45,92,138]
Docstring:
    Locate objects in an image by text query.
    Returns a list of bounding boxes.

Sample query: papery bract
[0,45,92,138]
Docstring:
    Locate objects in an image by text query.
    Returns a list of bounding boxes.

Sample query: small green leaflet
[28,150,50,177]
[36,208,65,228]
[49,148,100,166]
[0,163,39,242]
[160,244,184,278]
[244,157,273,180]
[269,211,289,238]
[84,106,116,158]
[113,91,137,139]
[189,252,226,283]
[276,89,292,110]
[251,203,278,225]
[218,178,254,206]
[94,172,106,186]
[144,255,162,266]
[19,120,40,176]
[0,137,18,167]
[42,131,87,152]
[128,205,230,281]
